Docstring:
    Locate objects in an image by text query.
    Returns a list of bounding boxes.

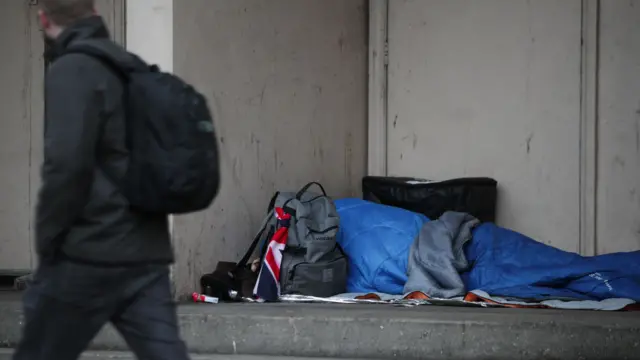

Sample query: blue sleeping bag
[336,198,640,301]
[463,223,640,301]
[335,198,428,294]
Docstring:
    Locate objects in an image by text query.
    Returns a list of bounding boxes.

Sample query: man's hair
[40,0,95,27]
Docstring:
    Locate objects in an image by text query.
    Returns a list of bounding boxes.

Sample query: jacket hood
[46,15,144,72]
[47,16,109,62]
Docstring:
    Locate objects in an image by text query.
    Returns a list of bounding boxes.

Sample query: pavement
[1,293,640,359]
[0,349,351,360]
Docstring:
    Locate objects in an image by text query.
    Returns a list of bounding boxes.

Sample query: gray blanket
[403,211,480,298]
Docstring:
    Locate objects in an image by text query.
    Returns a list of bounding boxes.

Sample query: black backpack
[65,40,220,214]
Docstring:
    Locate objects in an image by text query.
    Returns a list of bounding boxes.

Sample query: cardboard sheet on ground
[279,290,637,311]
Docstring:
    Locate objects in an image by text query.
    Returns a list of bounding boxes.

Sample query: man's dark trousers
[13,260,190,360]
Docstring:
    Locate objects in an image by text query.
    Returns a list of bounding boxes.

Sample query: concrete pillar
[126,0,173,72]
[125,0,177,294]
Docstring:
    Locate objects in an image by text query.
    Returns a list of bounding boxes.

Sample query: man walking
[14,1,191,359]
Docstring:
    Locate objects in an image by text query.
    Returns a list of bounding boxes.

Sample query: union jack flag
[253,207,291,301]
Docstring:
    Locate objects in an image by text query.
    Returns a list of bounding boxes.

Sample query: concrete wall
[95,0,125,45]
[386,0,583,252]
[171,0,368,297]
[597,1,640,253]
[126,0,172,71]
[384,0,640,254]
[0,2,41,272]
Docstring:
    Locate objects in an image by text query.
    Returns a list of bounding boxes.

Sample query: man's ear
[38,9,50,30]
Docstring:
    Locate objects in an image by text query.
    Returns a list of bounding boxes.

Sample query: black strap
[259,226,276,259]
[295,182,327,200]
[64,42,136,149]
[234,215,270,273]
[267,192,279,212]
[62,42,132,195]
[240,192,281,267]
[336,243,347,257]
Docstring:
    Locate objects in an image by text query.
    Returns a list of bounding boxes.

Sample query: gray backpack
[240,182,347,298]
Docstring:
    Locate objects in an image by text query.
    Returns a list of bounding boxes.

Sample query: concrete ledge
[0,349,347,360]
[1,296,640,359]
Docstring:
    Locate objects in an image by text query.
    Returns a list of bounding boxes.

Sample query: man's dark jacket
[36,16,173,265]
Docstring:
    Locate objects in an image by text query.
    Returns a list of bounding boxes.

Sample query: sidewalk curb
[2,300,640,359]
[0,349,353,360]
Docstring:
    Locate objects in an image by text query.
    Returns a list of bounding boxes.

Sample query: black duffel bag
[362,176,498,222]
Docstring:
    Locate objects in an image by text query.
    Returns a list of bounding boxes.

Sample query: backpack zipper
[307,225,339,235]
[287,254,347,281]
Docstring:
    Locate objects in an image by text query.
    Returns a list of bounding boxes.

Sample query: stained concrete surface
[0,349,350,360]
[2,294,640,360]
[171,0,368,300]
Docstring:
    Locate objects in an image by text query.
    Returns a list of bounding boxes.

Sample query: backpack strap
[62,41,143,196]
[295,182,327,199]
[234,191,281,272]
[234,215,270,273]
